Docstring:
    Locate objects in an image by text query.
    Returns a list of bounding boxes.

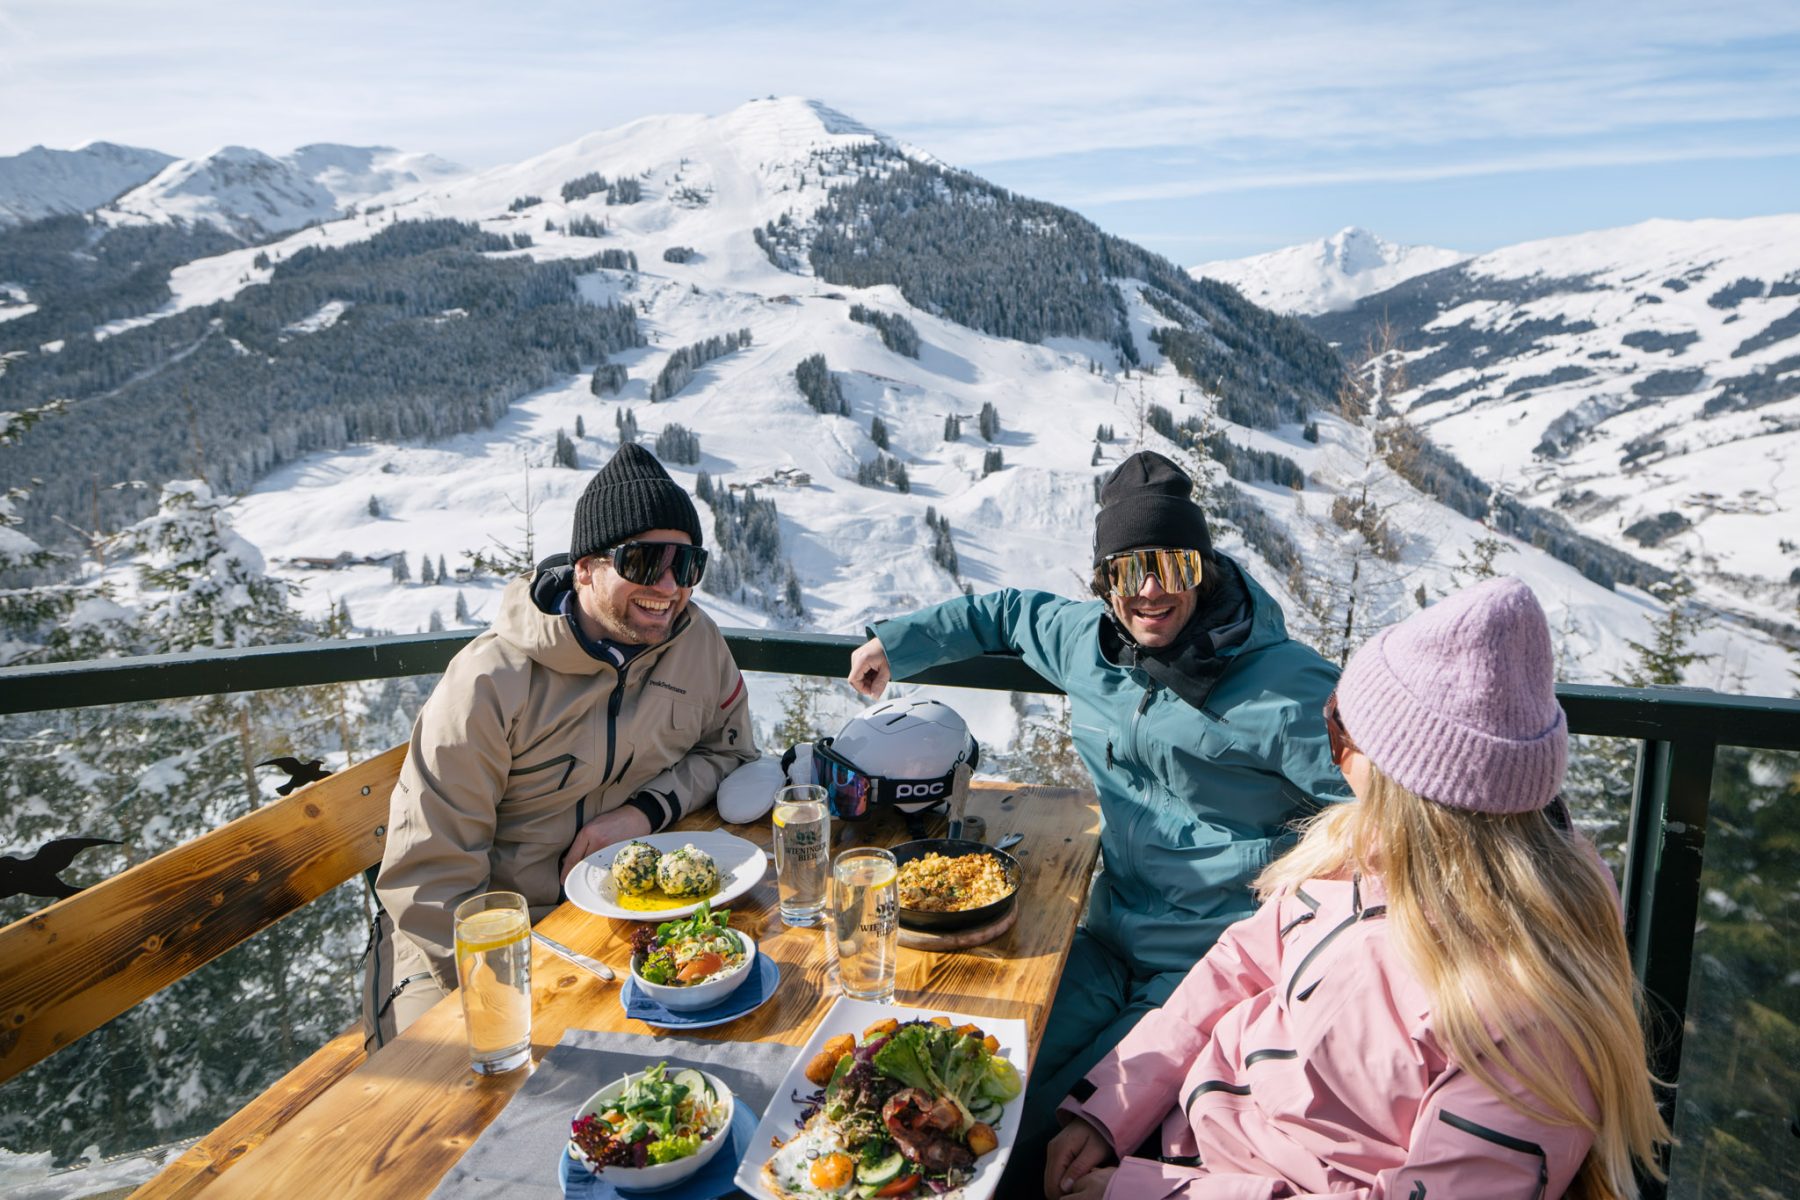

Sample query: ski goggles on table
[606,541,708,588]
[806,737,962,820]
[1101,547,1205,597]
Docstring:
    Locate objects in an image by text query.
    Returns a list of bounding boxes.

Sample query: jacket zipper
[601,661,630,783]
[1284,875,1385,1003]
[1437,1110,1550,1200]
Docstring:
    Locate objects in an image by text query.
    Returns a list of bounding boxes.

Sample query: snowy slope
[189,97,1790,744]
[98,143,465,240]
[1310,214,1800,640]
[0,142,175,226]
[1193,227,1466,315]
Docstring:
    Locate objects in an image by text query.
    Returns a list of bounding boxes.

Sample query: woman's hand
[1046,1115,1115,1197]
[1060,1166,1116,1200]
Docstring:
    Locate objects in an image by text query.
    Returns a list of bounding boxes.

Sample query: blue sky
[4,0,1797,262]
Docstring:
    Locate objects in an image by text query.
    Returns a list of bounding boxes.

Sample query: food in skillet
[763,1016,1023,1198]
[896,852,1014,913]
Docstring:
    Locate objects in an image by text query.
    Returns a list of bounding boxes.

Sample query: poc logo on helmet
[894,781,948,799]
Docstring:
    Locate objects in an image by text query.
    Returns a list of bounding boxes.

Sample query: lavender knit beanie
[1336,577,1567,814]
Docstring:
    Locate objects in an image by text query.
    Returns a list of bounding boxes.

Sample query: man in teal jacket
[846,451,1347,1175]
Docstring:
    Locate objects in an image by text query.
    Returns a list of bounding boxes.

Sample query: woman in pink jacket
[1046,577,1668,1200]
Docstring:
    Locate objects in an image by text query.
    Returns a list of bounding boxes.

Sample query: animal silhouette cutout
[256,757,333,796]
[1,837,122,900]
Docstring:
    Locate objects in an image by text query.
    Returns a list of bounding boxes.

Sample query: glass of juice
[828,847,899,1003]
[773,785,830,927]
[452,891,532,1074]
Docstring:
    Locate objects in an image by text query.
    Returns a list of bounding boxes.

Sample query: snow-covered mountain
[99,143,464,240]
[18,99,1790,751]
[1193,227,1466,315]
[0,142,176,226]
[1310,214,1800,643]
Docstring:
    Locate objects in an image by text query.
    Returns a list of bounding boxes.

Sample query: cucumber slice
[670,1068,708,1102]
[857,1150,907,1185]
[970,1098,1002,1124]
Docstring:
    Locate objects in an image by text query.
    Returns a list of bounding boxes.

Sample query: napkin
[426,1028,795,1200]
[622,955,779,1025]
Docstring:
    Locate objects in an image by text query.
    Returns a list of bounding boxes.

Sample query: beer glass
[453,891,531,1074]
[829,847,899,1003]
[772,785,830,927]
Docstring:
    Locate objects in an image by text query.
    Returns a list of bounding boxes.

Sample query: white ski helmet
[814,697,980,818]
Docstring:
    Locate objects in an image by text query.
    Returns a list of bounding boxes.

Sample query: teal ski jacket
[874,559,1348,977]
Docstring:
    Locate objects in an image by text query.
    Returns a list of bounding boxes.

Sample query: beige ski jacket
[376,571,756,986]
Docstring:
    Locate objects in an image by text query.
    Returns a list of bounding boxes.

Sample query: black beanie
[569,444,703,563]
[1093,451,1212,564]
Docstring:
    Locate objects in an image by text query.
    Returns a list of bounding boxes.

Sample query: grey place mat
[428,1028,798,1199]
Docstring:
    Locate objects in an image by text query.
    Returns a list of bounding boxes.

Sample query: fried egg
[761,1117,856,1197]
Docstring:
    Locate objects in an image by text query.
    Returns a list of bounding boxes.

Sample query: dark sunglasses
[1323,691,1356,767]
[809,737,960,820]
[607,541,707,588]
[1103,547,1204,597]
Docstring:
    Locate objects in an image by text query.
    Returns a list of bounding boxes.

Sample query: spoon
[995,832,1024,851]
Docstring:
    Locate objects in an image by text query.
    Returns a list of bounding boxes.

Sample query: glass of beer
[828,847,899,1003]
[773,785,830,927]
[452,891,532,1074]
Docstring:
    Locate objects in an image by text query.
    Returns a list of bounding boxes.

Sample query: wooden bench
[0,746,405,1197]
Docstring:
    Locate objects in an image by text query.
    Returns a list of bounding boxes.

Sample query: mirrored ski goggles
[607,541,708,588]
[1102,547,1205,597]
[808,737,960,820]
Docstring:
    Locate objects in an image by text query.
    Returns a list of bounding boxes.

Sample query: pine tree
[391,554,410,584]
[1612,579,1713,688]
[695,471,714,504]
[418,554,435,585]
[773,676,823,749]
[575,414,586,439]
[944,413,961,441]
[428,610,445,632]
[870,416,889,450]
[453,590,472,624]
[366,495,381,519]
[978,402,1000,442]
[554,428,579,469]
[438,555,448,581]
[982,447,1004,476]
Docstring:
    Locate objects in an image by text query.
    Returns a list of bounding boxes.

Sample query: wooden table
[147,780,1098,1198]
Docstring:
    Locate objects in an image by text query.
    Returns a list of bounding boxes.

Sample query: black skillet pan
[889,838,1022,933]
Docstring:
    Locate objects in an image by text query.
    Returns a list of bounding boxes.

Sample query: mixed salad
[629,899,747,987]
[763,1016,1023,1198]
[569,1061,727,1169]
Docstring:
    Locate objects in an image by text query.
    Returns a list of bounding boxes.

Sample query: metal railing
[5,630,1799,1193]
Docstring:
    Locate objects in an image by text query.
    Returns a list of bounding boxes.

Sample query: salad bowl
[570,1062,735,1190]
[628,902,758,1013]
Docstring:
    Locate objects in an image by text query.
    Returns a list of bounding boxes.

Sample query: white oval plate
[565,830,768,921]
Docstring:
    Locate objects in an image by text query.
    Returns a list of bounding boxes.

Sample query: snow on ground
[105,99,1792,758]
[1193,227,1467,315]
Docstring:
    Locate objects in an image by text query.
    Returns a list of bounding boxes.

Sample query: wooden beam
[133,1025,368,1200]
[0,745,404,1084]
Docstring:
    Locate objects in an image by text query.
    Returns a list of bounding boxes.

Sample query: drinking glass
[829,847,899,1003]
[772,785,830,927]
[453,890,532,1074]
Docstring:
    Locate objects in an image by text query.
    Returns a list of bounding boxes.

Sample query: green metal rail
[4,631,1799,1193]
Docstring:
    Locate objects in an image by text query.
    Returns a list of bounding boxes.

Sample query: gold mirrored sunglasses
[1103,547,1205,597]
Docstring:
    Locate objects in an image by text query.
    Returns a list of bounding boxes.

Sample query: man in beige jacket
[364,444,757,1042]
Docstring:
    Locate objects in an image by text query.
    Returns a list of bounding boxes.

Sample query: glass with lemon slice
[772,786,830,927]
[452,891,531,1073]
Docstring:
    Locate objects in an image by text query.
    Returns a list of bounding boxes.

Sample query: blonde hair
[1256,765,1668,1200]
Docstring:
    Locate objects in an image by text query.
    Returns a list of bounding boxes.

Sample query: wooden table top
[183,781,1098,1199]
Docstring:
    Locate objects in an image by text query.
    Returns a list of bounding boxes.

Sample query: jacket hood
[493,568,602,675]
[1100,554,1291,709]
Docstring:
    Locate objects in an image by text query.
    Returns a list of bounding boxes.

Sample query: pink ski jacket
[1060,873,1598,1199]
